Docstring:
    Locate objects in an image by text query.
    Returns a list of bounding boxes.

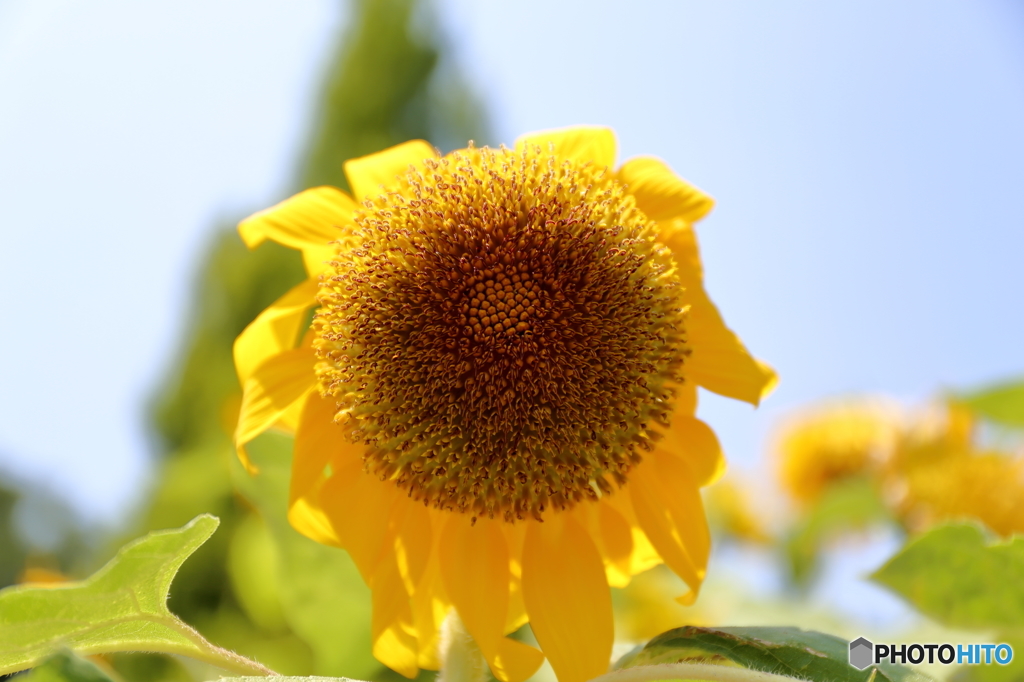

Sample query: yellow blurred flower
[890,402,1024,536]
[232,127,775,682]
[776,399,901,504]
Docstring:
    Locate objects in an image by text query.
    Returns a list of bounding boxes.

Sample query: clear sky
[1,0,1022,541]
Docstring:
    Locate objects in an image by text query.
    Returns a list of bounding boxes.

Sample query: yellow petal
[344,140,437,200]
[596,502,634,587]
[275,391,308,433]
[500,523,530,634]
[439,517,507,654]
[515,126,616,168]
[618,156,714,223]
[494,639,547,682]
[687,288,778,405]
[602,490,662,579]
[661,223,777,406]
[234,348,316,472]
[238,186,354,275]
[289,391,346,521]
[656,415,726,487]
[370,500,434,679]
[440,517,544,682]
[291,395,400,581]
[370,562,419,679]
[522,515,613,682]
[318,464,399,582]
[411,549,450,670]
[234,278,318,385]
[629,452,710,602]
[673,380,698,418]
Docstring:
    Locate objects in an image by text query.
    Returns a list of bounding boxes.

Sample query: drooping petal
[234,347,317,472]
[596,502,634,587]
[291,394,401,581]
[515,126,616,169]
[655,415,726,487]
[370,559,420,679]
[662,222,777,405]
[629,452,710,603]
[440,517,544,682]
[673,380,698,418]
[238,186,355,275]
[410,545,450,670]
[289,392,348,526]
[344,140,437,200]
[317,464,399,582]
[369,500,435,679]
[522,515,613,682]
[686,288,779,405]
[234,277,318,385]
[601,489,663,579]
[618,156,714,223]
[500,523,530,634]
[285,390,344,546]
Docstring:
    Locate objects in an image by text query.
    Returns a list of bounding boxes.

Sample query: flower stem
[590,663,804,682]
[438,610,488,682]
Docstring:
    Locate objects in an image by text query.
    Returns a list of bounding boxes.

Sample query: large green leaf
[959,379,1024,428]
[0,515,272,677]
[623,626,922,682]
[871,523,1024,636]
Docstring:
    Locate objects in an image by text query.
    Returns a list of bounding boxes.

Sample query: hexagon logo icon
[849,637,874,670]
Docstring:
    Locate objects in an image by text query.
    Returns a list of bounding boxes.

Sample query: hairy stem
[438,610,488,682]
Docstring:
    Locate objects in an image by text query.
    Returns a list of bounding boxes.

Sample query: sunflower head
[776,398,901,504]
[314,144,688,522]
[889,401,1024,535]
[233,127,777,682]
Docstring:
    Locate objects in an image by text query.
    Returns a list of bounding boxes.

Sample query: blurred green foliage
[873,524,1024,682]
[783,477,891,587]
[0,484,25,589]
[23,651,115,682]
[959,379,1024,430]
[300,0,488,191]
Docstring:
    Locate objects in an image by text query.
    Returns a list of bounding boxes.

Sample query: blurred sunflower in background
[775,398,902,505]
[888,402,1024,537]
[774,394,1024,588]
[233,126,776,682]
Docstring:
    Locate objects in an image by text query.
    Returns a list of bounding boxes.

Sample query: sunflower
[775,399,901,505]
[232,126,775,682]
[890,402,1024,536]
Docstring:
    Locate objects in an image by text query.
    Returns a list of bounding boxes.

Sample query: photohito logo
[848,638,1013,670]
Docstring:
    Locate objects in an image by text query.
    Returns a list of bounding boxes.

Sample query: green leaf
[623,626,923,682]
[871,523,1024,636]
[24,650,116,682]
[958,379,1024,428]
[0,515,273,677]
[785,478,891,585]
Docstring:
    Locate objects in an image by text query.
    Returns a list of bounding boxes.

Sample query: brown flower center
[314,144,689,521]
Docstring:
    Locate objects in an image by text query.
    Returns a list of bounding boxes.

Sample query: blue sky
[1,0,1022,541]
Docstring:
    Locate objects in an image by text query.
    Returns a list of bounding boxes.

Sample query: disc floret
[314,144,689,521]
